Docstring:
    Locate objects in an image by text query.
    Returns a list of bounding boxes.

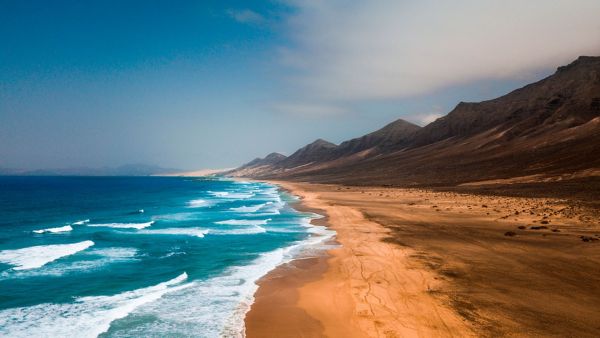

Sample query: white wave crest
[72,219,90,225]
[0,241,94,270]
[111,250,290,337]
[260,187,279,196]
[152,212,198,222]
[0,247,138,279]
[210,225,267,235]
[228,203,267,213]
[187,199,208,208]
[136,228,209,238]
[32,225,73,234]
[214,219,271,226]
[208,191,254,199]
[0,272,191,338]
[208,191,229,197]
[89,247,139,259]
[87,221,154,229]
[257,201,285,215]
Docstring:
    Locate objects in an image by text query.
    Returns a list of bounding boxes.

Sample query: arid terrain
[246,182,600,337]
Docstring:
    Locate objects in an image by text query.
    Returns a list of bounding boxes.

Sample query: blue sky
[2,0,599,170]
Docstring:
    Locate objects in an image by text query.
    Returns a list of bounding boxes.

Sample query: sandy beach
[245,182,600,337]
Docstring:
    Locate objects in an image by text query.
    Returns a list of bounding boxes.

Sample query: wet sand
[245,182,600,337]
[244,200,331,338]
[245,256,329,337]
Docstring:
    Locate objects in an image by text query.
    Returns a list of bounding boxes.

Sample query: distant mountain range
[227,56,600,190]
[0,164,180,176]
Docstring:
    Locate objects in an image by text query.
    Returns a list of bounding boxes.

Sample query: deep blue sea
[0,176,332,337]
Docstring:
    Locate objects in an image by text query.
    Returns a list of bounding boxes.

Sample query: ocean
[0,176,333,337]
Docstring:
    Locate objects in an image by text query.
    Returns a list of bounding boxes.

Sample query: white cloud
[227,9,264,24]
[280,0,600,100]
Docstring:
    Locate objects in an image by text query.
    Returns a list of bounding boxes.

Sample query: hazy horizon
[2,1,600,171]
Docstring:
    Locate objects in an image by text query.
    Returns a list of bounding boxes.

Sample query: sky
[1,0,600,170]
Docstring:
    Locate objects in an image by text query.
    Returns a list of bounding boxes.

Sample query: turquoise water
[0,176,332,337]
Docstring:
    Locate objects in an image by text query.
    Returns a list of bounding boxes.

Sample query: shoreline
[244,181,472,337]
[245,181,600,337]
[244,182,334,337]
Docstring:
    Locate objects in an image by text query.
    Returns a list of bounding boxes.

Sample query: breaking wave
[0,241,94,270]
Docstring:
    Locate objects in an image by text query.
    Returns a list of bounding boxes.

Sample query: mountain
[252,152,287,166]
[228,56,600,194]
[0,164,181,176]
[225,152,287,177]
[227,140,338,178]
[278,139,337,168]
[230,120,422,177]
[412,56,600,147]
[332,118,421,157]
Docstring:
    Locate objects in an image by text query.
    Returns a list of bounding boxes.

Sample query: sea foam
[152,212,198,222]
[0,241,94,270]
[210,225,267,235]
[134,226,266,237]
[32,225,73,234]
[108,250,291,337]
[208,191,254,199]
[215,219,271,226]
[0,247,138,279]
[72,219,90,225]
[256,201,285,216]
[136,228,209,238]
[87,221,154,229]
[228,203,267,213]
[187,199,208,208]
[0,272,191,338]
